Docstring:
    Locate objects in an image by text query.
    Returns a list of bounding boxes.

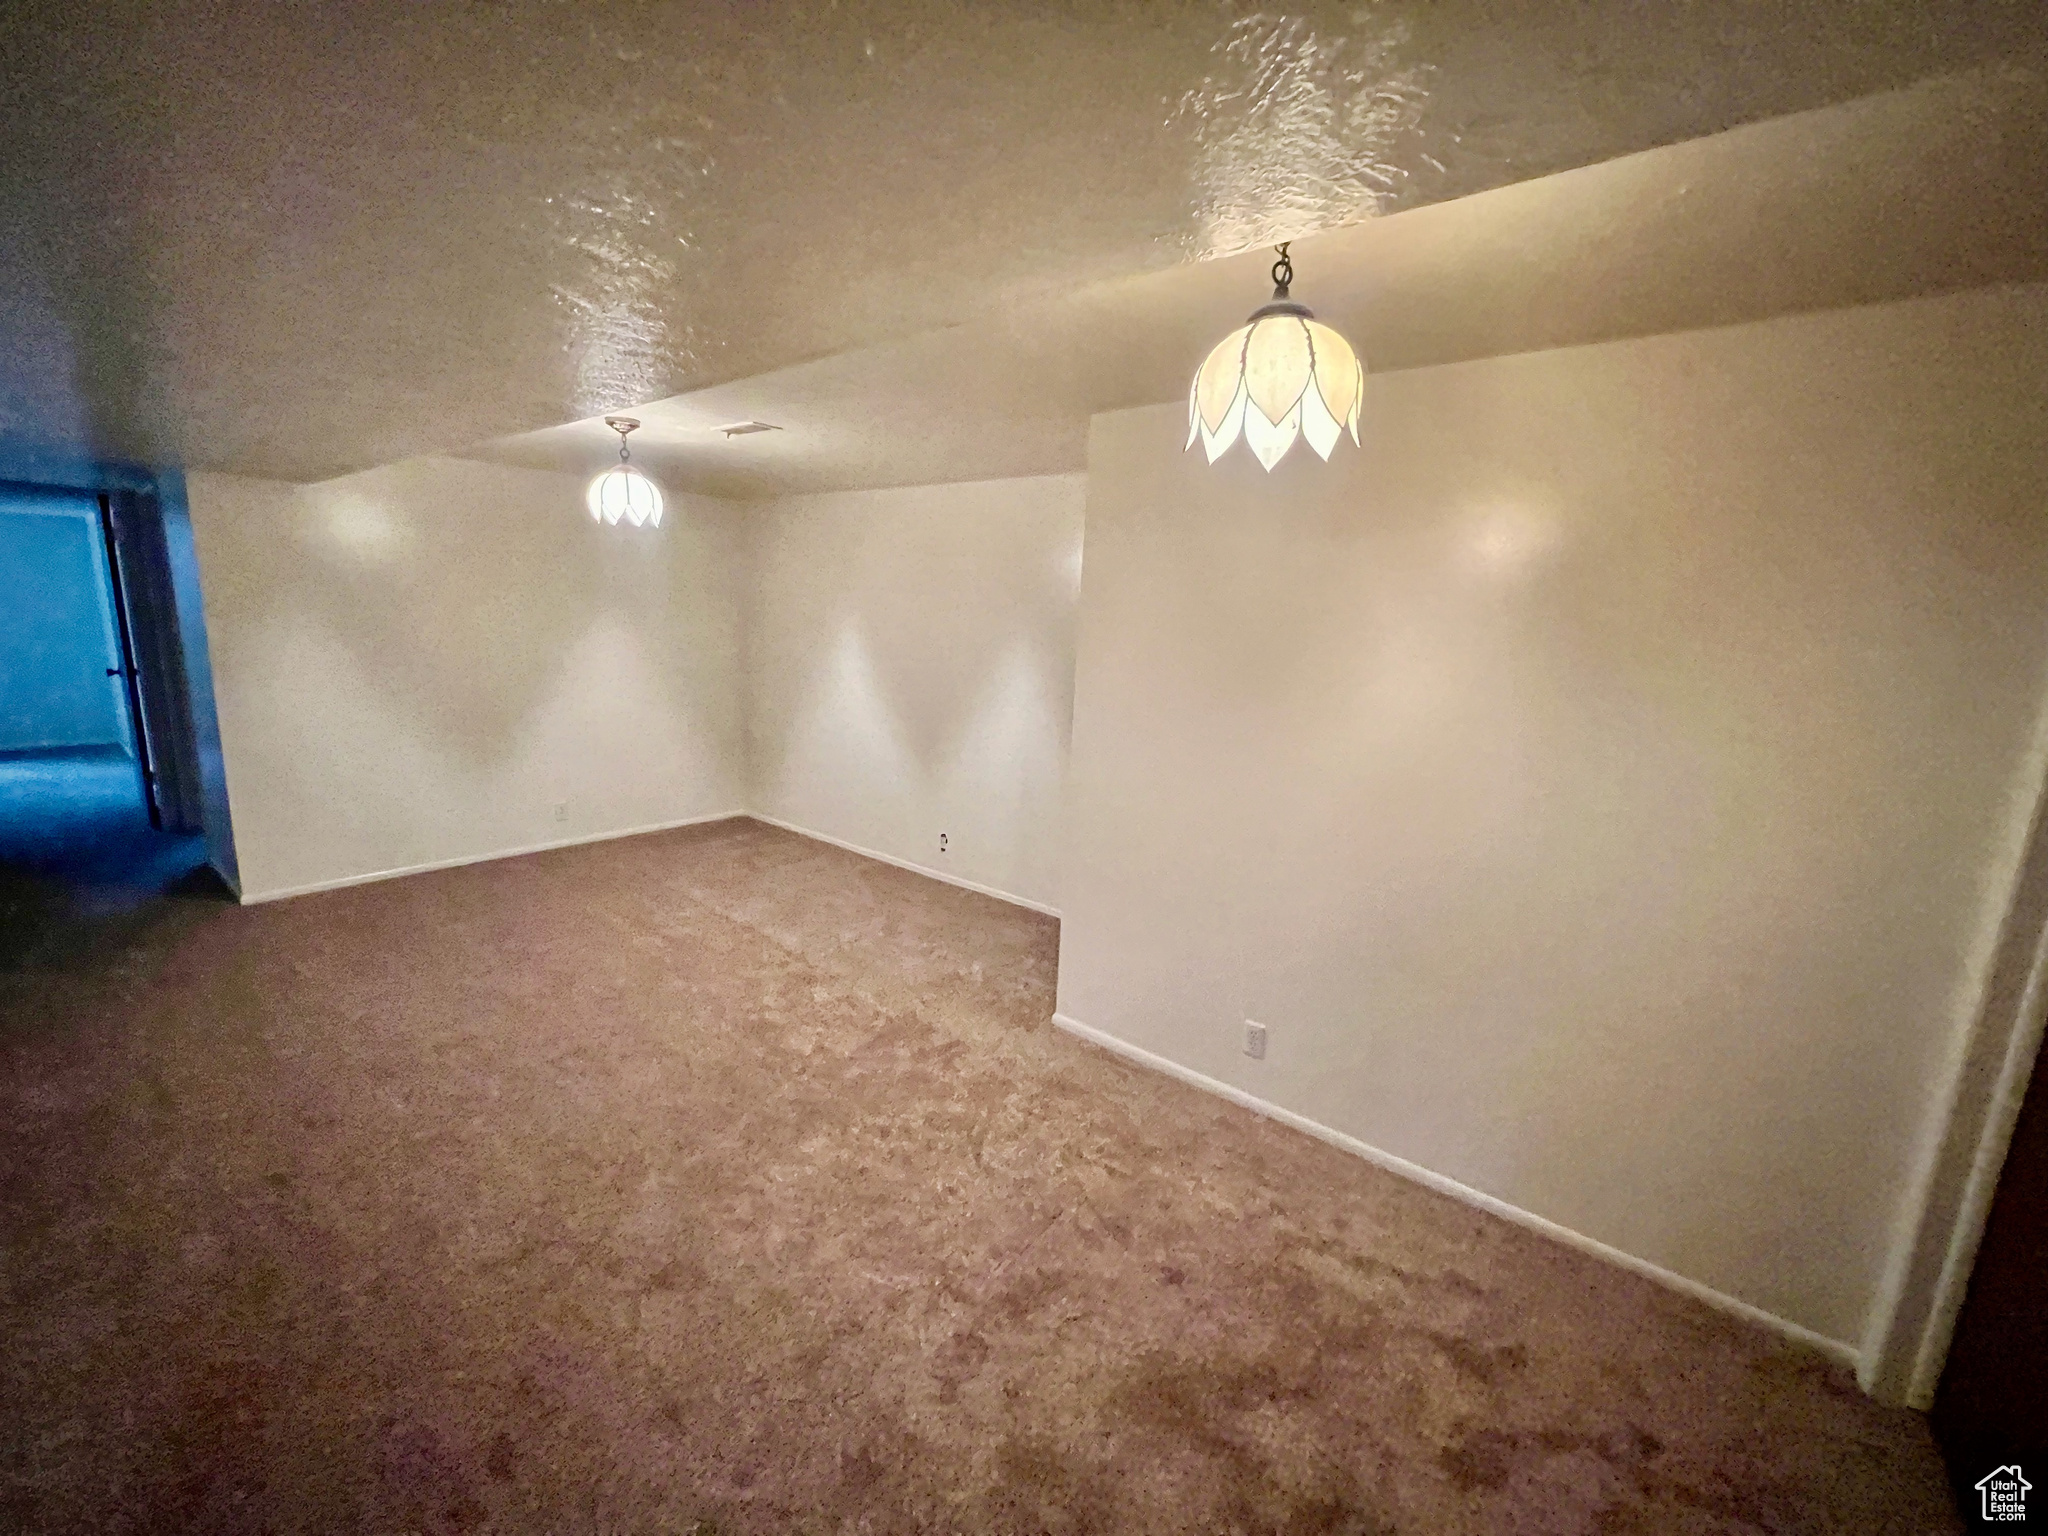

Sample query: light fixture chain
[1271,242,1293,299]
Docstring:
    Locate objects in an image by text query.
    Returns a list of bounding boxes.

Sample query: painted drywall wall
[0,487,130,752]
[186,458,745,901]
[1058,283,2048,1350]
[745,476,1084,912]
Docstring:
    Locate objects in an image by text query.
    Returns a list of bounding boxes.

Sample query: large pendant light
[585,416,664,527]
[1187,243,1363,470]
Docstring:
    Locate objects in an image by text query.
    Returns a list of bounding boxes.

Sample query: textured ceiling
[2,0,2040,483]
[465,61,2048,500]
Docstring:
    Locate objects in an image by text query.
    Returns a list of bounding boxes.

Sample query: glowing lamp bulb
[584,464,663,527]
[585,416,663,527]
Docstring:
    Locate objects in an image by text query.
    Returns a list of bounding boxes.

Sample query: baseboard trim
[1051,1010,1858,1370]
[238,810,748,905]
[746,813,1059,918]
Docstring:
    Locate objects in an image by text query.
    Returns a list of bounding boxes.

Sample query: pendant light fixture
[1186,243,1363,470]
[585,416,664,527]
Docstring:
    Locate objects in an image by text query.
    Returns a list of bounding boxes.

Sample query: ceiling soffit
[3,0,2040,481]
[465,60,2048,501]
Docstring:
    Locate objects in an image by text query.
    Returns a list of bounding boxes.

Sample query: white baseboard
[1052,1010,1858,1370]
[238,810,748,904]
[745,813,1059,918]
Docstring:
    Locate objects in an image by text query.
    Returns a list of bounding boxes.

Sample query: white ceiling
[466,61,2048,501]
[3,1,2041,484]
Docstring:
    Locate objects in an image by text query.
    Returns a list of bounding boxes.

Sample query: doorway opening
[0,479,229,959]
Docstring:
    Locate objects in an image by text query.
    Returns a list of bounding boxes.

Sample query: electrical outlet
[1243,1020,1267,1060]
[939,832,949,854]
[552,801,568,823]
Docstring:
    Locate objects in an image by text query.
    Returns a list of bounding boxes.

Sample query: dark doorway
[1933,1054,2048,1528]
[0,480,222,963]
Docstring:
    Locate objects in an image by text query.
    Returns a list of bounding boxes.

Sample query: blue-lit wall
[155,472,239,890]
[0,486,131,752]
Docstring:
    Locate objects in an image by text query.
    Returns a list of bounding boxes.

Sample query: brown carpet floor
[2,818,1958,1534]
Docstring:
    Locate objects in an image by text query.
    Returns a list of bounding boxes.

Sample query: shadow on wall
[813,505,1077,773]
[187,457,745,899]
[234,459,716,775]
[743,478,1083,910]
[804,625,1073,791]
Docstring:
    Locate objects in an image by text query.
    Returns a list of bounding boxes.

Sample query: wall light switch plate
[552,802,568,823]
[1243,1020,1267,1060]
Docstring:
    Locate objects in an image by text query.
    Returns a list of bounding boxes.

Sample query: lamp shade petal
[1299,374,1344,460]
[1305,320,1361,439]
[1194,325,1251,436]
[1242,395,1301,472]
[1242,316,1313,425]
[1201,384,1248,463]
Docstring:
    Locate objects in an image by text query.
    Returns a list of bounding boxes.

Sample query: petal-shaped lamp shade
[585,464,664,527]
[1187,309,1363,470]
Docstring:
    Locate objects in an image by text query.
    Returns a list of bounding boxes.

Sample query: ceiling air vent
[717,420,782,438]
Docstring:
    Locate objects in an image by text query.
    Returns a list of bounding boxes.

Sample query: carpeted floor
[0,746,211,967]
[1,818,1958,1533]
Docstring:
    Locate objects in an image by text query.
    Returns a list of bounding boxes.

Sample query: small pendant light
[1186,244,1364,470]
[585,416,664,527]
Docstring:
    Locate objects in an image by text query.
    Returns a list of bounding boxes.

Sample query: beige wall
[187,457,745,901]
[745,477,1085,912]
[1057,283,2048,1349]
